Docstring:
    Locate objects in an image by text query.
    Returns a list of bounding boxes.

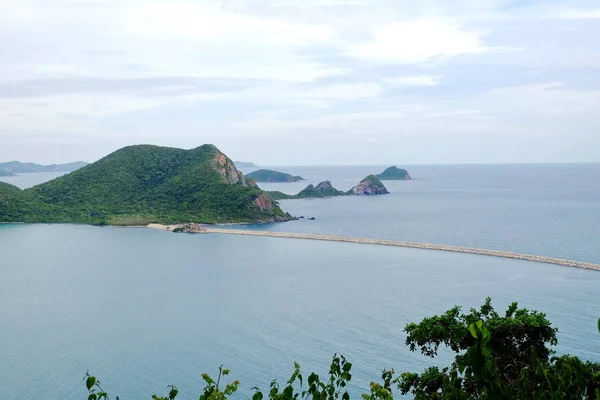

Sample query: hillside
[246,169,304,182]
[1,144,289,225]
[376,166,411,180]
[0,171,15,177]
[0,161,88,174]
[0,182,58,222]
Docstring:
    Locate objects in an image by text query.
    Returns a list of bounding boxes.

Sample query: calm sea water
[1,164,600,399]
[238,164,600,263]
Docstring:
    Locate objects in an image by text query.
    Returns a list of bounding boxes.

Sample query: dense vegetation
[376,166,411,180]
[247,169,305,182]
[0,145,288,225]
[84,298,600,399]
[0,160,88,173]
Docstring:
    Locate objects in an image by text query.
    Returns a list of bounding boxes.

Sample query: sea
[1,164,599,399]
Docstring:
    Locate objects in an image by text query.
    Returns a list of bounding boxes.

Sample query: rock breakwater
[201,228,600,272]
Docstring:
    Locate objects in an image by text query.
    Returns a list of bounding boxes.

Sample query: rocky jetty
[173,223,208,233]
[195,228,600,272]
[376,166,411,180]
[349,175,389,195]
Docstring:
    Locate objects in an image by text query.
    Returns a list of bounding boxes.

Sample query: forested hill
[0,144,289,225]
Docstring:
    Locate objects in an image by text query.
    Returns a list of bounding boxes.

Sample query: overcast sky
[1,0,599,165]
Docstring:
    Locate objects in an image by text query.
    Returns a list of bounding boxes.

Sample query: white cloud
[2,0,600,163]
[553,8,600,19]
[382,75,441,86]
[350,19,486,64]
[120,3,334,46]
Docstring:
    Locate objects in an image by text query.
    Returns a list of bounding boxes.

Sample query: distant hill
[0,144,289,225]
[0,161,88,174]
[246,169,305,182]
[234,161,259,168]
[376,166,411,180]
[0,171,15,177]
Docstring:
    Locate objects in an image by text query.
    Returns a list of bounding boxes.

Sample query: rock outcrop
[376,166,411,180]
[253,192,275,212]
[212,150,255,187]
[174,223,208,233]
[349,175,389,195]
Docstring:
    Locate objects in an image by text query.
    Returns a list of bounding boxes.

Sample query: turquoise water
[241,164,600,263]
[1,224,599,399]
[1,164,600,399]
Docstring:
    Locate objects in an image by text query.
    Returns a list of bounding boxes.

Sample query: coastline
[147,224,600,272]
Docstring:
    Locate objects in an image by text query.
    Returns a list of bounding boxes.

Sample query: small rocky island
[246,169,305,182]
[376,166,411,180]
[349,175,390,195]
[267,176,389,200]
[297,181,347,198]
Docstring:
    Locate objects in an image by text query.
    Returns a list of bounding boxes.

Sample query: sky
[1,0,599,165]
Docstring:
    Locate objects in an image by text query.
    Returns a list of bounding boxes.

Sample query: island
[267,177,389,200]
[234,161,259,168]
[0,161,88,174]
[0,144,290,225]
[376,166,411,180]
[246,169,305,182]
[349,175,390,195]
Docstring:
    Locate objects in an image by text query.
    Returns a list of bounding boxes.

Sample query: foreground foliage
[0,145,288,225]
[84,299,600,399]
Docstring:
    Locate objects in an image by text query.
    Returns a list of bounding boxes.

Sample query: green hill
[246,169,304,182]
[376,166,411,180]
[1,144,289,225]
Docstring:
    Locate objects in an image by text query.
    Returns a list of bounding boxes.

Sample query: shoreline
[146,224,600,272]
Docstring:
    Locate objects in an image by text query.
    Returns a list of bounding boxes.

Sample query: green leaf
[253,391,264,400]
[468,323,478,339]
[88,394,97,400]
[86,376,97,391]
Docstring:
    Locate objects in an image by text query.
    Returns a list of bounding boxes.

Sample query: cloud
[382,75,441,86]
[553,8,600,19]
[350,19,486,64]
[1,0,600,164]
[0,76,267,98]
